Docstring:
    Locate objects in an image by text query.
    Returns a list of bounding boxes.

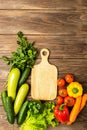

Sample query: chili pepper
[67,82,83,98]
[28,100,43,115]
[54,104,69,124]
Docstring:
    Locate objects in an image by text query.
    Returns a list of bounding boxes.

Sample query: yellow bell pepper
[67,82,83,98]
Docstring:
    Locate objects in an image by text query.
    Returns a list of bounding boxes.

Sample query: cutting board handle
[40,48,49,62]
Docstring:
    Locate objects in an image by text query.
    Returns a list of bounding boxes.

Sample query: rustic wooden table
[0,0,87,130]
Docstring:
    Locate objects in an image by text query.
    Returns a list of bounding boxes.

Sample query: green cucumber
[18,67,30,87]
[6,97,15,124]
[17,101,28,125]
[1,90,7,112]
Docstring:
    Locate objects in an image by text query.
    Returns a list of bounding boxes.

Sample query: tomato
[59,88,68,97]
[56,96,64,105]
[64,96,75,107]
[65,74,74,83]
[57,78,66,87]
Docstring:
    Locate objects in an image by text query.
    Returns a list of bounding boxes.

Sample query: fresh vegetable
[2,31,38,86]
[7,68,20,100]
[59,88,68,97]
[67,82,83,98]
[1,90,7,112]
[18,67,30,87]
[1,93,15,124]
[57,78,66,87]
[6,97,15,124]
[20,101,58,130]
[28,100,43,115]
[14,83,29,115]
[43,102,58,127]
[17,101,28,125]
[79,94,87,112]
[56,96,64,105]
[54,104,69,124]
[20,112,47,130]
[64,96,75,107]
[67,96,82,125]
[65,74,74,83]
[2,31,38,71]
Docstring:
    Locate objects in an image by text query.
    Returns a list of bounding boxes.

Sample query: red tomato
[59,88,68,97]
[56,96,64,105]
[65,74,74,83]
[64,96,75,107]
[57,78,66,87]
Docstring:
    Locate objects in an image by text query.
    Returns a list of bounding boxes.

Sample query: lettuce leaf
[20,101,59,130]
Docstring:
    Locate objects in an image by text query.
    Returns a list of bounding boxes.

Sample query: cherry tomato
[59,88,68,97]
[65,74,74,83]
[57,78,66,87]
[64,96,75,107]
[56,96,64,105]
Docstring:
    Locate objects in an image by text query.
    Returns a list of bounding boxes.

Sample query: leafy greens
[2,31,38,71]
[20,101,59,130]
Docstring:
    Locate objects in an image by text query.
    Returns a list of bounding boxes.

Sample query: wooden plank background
[0,0,87,130]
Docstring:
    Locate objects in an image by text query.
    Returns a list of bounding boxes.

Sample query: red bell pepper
[54,104,69,124]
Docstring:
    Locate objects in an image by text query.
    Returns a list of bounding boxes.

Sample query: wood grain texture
[0,0,82,9]
[0,0,87,130]
[0,35,87,59]
[0,10,87,35]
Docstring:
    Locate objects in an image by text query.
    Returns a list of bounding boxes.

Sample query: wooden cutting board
[31,48,58,100]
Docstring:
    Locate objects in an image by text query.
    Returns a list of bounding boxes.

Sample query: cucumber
[1,90,7,112]
[18,67,30,87]
[17,101,28,125]
[6,97,15,124]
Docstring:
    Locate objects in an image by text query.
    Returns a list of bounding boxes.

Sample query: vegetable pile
[55,73,87,125]
[20,101,58,130]
[1,32,59,130]
[2,31,38,87]
[1,31,38,124]
[1,31,87,130]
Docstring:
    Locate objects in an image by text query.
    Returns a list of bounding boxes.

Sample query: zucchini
[6,97,15,124]
[17,101,28,125]
[18,67,30,87]
[8,68,20,100]
[14,83,29,115]
[1,90,7,112]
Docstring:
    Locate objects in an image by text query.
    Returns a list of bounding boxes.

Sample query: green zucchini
[6,97,15,124]
[18,67,30,87]
[1,90,7,112]
[17,101,28,125]
[7,68,20,100]
[14,83,29,115]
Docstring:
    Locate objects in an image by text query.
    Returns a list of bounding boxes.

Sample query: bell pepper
[28,100,43,115]
[54,104,69,124]
[67,82,83,98]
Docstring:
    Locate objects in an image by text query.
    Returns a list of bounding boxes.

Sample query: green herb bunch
[2,31,38,71]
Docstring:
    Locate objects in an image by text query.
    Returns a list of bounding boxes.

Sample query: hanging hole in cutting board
[40,48,49,59]
[42,51,47,56]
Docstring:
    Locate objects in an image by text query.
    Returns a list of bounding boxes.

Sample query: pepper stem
[72,88,79,94]
[59,104,66,111]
